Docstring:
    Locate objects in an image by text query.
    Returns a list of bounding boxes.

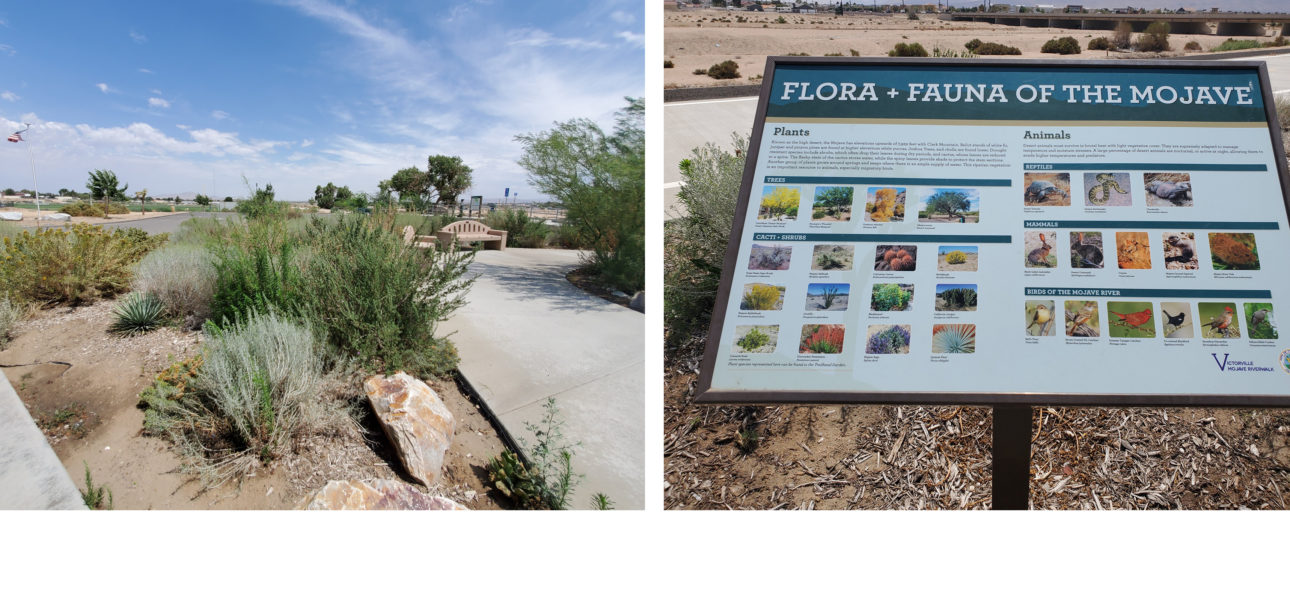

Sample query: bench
[436,220,507,251]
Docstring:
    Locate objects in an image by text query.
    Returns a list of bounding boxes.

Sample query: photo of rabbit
[1069,231,1104,269]
[1024,231,1056,268]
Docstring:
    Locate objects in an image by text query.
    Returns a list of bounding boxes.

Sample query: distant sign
[696,58,1290,407]
[505,187,510,198]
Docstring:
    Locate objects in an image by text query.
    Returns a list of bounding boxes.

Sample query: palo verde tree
[925,189,971,219]
[87,169,128,218]
[517,97,644,293]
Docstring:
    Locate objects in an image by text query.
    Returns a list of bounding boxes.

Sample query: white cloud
[508,29,607,50]
[96,83,114,94]
[615,30,643,47]
[300,138,314,147]
[138,68,153,74]
[211,110,230,120]
[1,91,18,102]
[148,97,170,109]
[129,29,147,44]
[609,10,634,25]
[0,44,15,57]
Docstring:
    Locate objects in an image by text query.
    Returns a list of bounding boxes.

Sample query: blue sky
[0,0,643,201]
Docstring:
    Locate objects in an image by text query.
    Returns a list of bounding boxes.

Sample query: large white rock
[0,212,21,222]
[40,213,70,222]
[296,479,467,510]
[364,372,455,488]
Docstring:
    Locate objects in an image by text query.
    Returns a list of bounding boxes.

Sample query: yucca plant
[110,293,165,335]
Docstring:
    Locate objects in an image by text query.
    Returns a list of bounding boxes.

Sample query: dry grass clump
[132,244,217,326]
[0,293,29,348]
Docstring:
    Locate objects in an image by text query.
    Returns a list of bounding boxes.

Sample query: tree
[194,194,212,207]
[87,169,128,219]
[389,166,427,211]
[335,185,353,209]
[313,182,337,210]
[424,155,473,206]
[237,181,281,220]
[926,189,970,219]
[814,186,852,217]
[516,97,644,292]
[135,189,148,215]
[3,188,14,196]
[1137,21,1170,52]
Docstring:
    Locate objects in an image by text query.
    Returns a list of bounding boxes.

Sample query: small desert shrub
[1276,96,1290,128]
[707,60,741,79]
[889,42,929,57]
[740,283,780,310]
[487,398,583,510]
[0,224,167,305]
[62,201,105,218]
[1042,36,1081,55]
[140,312,330,486]
[80,462,112,510]
[1184,40,1202,51]
[692,68,706,75]
[0,293,25,348]
[132,244,216,324]
[974,41,1021,55]
[1212,38,1261,52]
[946,250,967,264]
[907,10,919,20]
[849,49,860,56]
[737,327,770,351]
[1135,22,1170,52]
[965,39,982,52]
[110,293,165,336]
[485,208,549,248]
[1266,36,1289,48]
[665,135,748,342]
[1089,37,1111,50]
[209,223,301,326]
[775,16,786,24]
[664,60,674,68]
[1112,22,1132,49]
[295,215,474,377]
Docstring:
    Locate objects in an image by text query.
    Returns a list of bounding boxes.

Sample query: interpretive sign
[696,58,1290,406]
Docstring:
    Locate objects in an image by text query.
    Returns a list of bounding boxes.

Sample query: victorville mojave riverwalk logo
[1212,353,1278,374]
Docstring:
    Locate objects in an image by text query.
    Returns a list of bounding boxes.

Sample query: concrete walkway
[444,249,644,510]
[0,369,85,509]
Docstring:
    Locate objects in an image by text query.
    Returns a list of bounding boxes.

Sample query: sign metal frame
[694,57,1290,409]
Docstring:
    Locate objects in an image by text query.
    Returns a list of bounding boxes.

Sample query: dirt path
[2,300,509,509]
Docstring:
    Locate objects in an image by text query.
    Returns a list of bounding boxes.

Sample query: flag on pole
[6,131,21,143]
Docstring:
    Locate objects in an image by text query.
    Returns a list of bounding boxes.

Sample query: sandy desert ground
[665,10,1282,88]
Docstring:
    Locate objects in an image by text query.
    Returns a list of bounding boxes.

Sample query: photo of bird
[1160,302,1192,338]
[1065,300,1099,337]
[1026,300,1054,336]
[1244,304,1278,340]
[1202,305,1235,338]
[1107,303,1155,337]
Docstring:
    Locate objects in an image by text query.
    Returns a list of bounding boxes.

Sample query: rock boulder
[364,372,455,488]
[629,290,645,312]
[296,479,466,510]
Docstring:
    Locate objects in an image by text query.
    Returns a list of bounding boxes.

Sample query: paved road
[98,212,229,235]
[443,249,644,510]
[663,54,1290,218]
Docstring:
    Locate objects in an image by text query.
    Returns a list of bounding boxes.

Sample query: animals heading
[778,81,1256,106]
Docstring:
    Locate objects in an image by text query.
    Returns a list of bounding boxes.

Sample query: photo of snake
[1084,172,1131,206]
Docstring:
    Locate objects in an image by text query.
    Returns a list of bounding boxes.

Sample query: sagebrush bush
[132,244,216,324]
[485,208,549,248]
[707,60,740,79]
[889,42,928,57]
[0,224,167,305]
[62,201,105,218]
[663,60,674,68]
[665,134,747,343]
[1042,36,1081,55]
[141,311,326,485]
[295,215,474,377]
[1089,37,1111,51]
[1184,40,1202,51]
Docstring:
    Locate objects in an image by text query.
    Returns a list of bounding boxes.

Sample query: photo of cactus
[811,186,853,222]
[937,245,977,271]
[748,243,792,270]
[935,283,977,311]
[1107,301,1156,338]
[804,283,849,311]
[812,244,854,271]
[874,245,916,271]
[1023,172,1071,206]
[739,283,785,311]
[1144,172,1192,207]
[1083,172,1132,206]
[864,186,905,222]
[799,324,845,354]
[733,325,779,354]
[758,185,800,221]
[918,188,979,223]
[1025,300,1056,336]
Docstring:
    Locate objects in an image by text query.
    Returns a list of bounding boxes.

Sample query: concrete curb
[0,369,86,509]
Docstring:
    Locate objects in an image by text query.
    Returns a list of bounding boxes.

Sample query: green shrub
[737,327,770,351]
[132,244,216,324]
[707,60,741,79]
[236,182,285,220]
[486,398,582,510]
[871,283,911,311]
[775,16,786,24]
[1042,36,1081,55]
[485,209,549,248]
[946,250,967,264]
[1135,22,1170,52]
[974,41,1021,55]
[79,462,112,510]
[110,293,165,336]
[665,135,747,342]
[141,311,326,485]
[1266,36,1288,48]
[1211,38,1261,52]
[295,215,474,377]
[1088,37,1111,50]
[0,224,167,305]
[692,68,706,75]
[889,42,929,57]
[965,39,982,52]
[1184,40,1202,51]
[208,221,301,326]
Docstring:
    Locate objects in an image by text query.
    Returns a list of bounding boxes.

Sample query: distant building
[1064,4,1083,13]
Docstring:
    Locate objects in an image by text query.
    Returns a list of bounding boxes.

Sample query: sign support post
[991,405,1033,510]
